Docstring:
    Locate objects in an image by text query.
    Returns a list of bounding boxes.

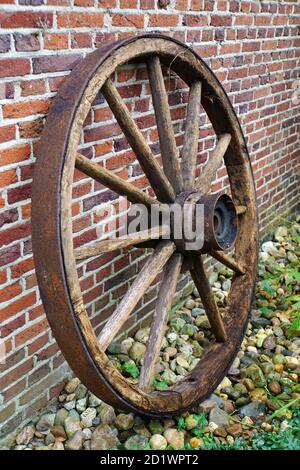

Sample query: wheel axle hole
[214,195,237,250]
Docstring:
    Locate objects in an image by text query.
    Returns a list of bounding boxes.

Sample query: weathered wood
[98,241,176,351]
[75,225,170,260]
[76,153,159,208]
[196,133,232,193]
[236,205,247,215]
[211,249,245,275]
[102,78,175,203]
[147,55,183,194]
[190,256,227,342]
[139,253,182,392]
[181,81,202,190]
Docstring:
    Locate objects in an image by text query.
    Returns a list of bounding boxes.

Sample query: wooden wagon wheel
[32,34,258,416]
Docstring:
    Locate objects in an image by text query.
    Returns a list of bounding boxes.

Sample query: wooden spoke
[139,253,183,392]
[196,133,232,193]
[98,241,176,351]
[236,205,247,215]
[75,225,170,260]
[75,153,159,208]
[181,81,202,191]
[210,249,245,275]
[190,256,227,342]
[147,55,183,194]
[101,79,175,203]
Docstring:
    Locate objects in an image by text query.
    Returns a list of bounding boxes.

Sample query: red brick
[33,54,81,73]
[3,99,50,119]
[195,45,218,57]
[19,118,44,139]
[11,257,35,278]
[0,12,53,29]
[0,58,30,78]
[57,12,104,28]
[0,358,33,389]
[7,183,32,204]
[44,33,68,50]
[1,291,36,322]
[184,15,207,27]
[0,34,10,53]
[211,15,232,26]
[243,42,261,52]
[0,270,7,284]
[0,222,31,247]
[48,75,65,92]
[140,0,154,7]
[0,169,17,189]
[148,14,178,27]
[75,0,94,4]
[0,244,20,267]
[71,32,92,49]
[0,208,18,231]
[0,144,31,167]
[0,402,15,423]
[0,282,22,303]
[14,33,40,52]
[0,125,16,144]
[20,79,46,97]
[3,379,27,402]
[84,123,121,143]
[111,13,144,28]
[27,332,49,355]
[0,314,26,338]
[235,15,254,26]
[15,318,49,347]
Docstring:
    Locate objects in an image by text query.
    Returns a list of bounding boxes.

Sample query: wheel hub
[173,191,238,254]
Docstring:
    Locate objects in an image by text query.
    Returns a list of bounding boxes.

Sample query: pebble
[246,364,266,388]
[268,381,281,395]
[65,378,81,394]
[227,423,243,437]
[36,414,56,434]
[88,394,102,407]
[185,299,196,309]
[199,399,216,414]
[115,413,134,431]
[240,401,265,419]
[209,407,230,427]
[148,419,163,435]
[98,404,116,425]
[124,435,148,450]
[185,414,198,430]
[164,429,184,450]
[65,430,83,450]
[76,397,87,413]
[51,425,67,440]
[176,355,189,369]
[150,434,168,450]
[64,401,76,411]
[91,425,120,450]
[190,437,202,449]
[54,408,69,427]
[15,426,35,445]
[81,408,97,428]
[64,416,81,439]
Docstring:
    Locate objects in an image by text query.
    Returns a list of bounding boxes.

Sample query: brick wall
[0,0,299,440]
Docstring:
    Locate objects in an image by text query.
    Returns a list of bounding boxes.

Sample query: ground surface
[9,215,300,450]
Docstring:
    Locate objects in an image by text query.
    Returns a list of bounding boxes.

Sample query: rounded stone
[150,434,168,450]
[163,428,184,450]
[115,413,134,431]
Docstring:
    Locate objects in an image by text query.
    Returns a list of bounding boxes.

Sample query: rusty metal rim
[32,34,258,416]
